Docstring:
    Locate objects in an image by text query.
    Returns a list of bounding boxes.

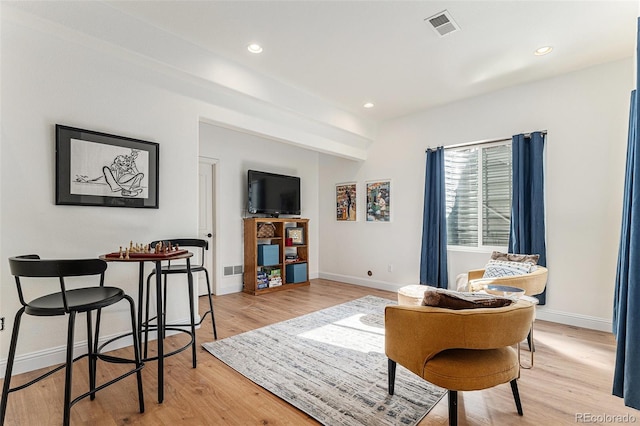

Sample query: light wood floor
[1,279,636,425]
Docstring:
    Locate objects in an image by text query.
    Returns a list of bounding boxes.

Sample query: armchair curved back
[385,299,534,377]
[468,266,548,296]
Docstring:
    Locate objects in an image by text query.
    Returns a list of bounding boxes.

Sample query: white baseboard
[318,272,408,293]
[218,271,321,295]
[0,316,197,379]
[216,282,243,295]
[535,308,612,332]
[318,272,613,333]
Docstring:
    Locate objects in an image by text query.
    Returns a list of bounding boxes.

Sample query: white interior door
[198,158,216,295]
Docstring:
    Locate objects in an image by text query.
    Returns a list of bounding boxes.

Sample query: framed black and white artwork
[55,125,159,208]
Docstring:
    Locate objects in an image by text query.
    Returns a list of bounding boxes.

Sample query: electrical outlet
[387,264,393,272]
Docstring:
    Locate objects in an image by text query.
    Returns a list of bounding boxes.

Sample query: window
[445,142,512,248]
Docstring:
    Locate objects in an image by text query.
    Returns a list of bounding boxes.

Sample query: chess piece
[125,248,130,260]
[119,246,123,259]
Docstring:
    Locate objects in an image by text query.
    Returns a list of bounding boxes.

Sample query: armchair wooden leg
[448,390,458,426]
[510,379,523,415]
[520,322,535,369]
[388,359,396,395]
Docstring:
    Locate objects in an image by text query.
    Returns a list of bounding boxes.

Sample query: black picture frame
[55,125,159,208]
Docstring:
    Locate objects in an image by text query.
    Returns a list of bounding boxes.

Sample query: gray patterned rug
[202,295,445,426]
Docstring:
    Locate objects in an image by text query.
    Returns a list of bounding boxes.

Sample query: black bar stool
[143,239,217,364]
[1,255,144,426]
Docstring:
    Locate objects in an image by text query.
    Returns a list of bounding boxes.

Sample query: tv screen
[248,170,301,216]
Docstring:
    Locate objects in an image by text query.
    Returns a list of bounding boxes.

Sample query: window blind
[482,144,512,246]
[444,142,512,248]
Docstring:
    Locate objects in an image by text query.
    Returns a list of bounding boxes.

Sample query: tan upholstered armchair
[467,266,547,355]
[467,266,548,296]
[385,299,535,426]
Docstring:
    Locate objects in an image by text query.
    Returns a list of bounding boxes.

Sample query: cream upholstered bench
[397,284,436,306]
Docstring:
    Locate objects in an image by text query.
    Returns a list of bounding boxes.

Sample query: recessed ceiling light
[363,102,375,109]
[534,46,553,56]
[247,43,263,54]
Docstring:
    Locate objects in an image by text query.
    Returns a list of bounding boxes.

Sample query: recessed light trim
[247,43,263,54]
[363,102,375,109]
[534,46,553,56]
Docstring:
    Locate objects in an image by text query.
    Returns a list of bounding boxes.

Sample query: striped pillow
[482,259,535,278]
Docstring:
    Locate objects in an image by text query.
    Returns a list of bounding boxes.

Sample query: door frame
[198,156,220,295]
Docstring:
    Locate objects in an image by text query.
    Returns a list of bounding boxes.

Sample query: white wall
[0,5,327,376]
[198,122,320,295]
[319,58,633,331]
[0,5,204,375]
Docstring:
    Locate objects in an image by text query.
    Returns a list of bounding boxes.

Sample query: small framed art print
[366,180,391,222]
[336,182,356,221]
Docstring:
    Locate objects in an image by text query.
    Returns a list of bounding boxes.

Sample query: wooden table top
[99,250,193,262]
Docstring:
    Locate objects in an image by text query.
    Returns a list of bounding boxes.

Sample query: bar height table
[100,250,194,403]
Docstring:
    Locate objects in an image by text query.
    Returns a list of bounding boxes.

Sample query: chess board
[104,249,189,259]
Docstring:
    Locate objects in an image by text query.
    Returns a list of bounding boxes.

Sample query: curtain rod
[426,130,547,152]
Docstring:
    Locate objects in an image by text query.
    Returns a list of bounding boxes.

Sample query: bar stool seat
[1,255,144,426]
[25,287,124,315]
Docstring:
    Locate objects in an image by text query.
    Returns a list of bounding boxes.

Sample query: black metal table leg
[186,258,197,368]
[155,259,164,403]
[137,263,145,362]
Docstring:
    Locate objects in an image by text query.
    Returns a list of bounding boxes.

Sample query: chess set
[105,241,188,259]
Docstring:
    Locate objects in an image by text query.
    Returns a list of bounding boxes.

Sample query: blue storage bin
[257,244,279,266]
[286,263,307,283]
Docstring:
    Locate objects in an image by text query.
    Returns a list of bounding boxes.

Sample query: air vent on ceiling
[425,10,460,37]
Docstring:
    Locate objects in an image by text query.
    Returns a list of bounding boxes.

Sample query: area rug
[202,295,445,426]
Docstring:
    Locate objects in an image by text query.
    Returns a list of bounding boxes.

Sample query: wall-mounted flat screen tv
[247,170,301,216]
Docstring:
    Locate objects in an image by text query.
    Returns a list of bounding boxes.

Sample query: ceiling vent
[425,10,460,37]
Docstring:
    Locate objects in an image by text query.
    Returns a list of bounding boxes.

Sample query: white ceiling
[6,0,638,124]
[101,0,638,121]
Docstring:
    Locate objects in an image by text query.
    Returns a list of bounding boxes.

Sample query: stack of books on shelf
[265,267,282,288]
[285,254,299,263]
[257,270,269,289]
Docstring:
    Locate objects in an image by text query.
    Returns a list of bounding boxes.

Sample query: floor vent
[425,10,460,37]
